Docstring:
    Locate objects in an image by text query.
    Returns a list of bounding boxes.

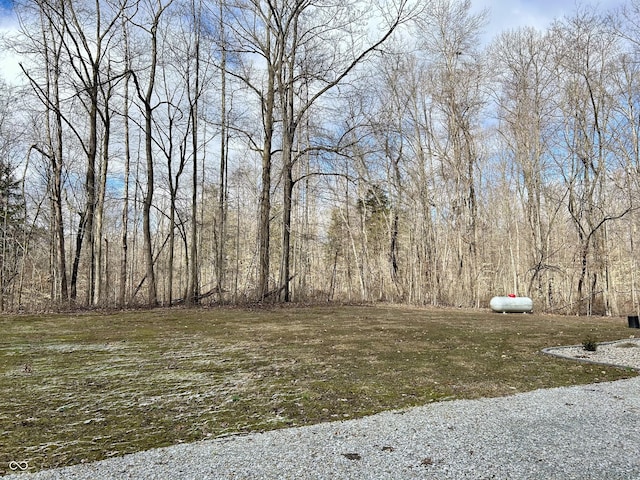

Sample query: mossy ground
[1,305,636,474]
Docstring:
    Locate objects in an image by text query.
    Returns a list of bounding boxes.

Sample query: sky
[0,0,631,85]
[473,0,626,40]
[0,0,14,26]
[0,0,19,84]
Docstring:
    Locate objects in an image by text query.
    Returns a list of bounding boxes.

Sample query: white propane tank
[489,296,533,313]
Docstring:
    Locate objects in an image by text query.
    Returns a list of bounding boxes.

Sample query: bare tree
[15,0,70,304]
[550,8,630,315]
[215,0,229,303]
[0,82,28,310]
[8,0,640,314]
[223,0,419,301]
[611,0,640,315]
[219,0,278,300]
[491,27,561,306]
[118,14,133,307]
[184,0,207,306]
[419,0,488,306]
[17,0,128,306]
[131,0,174,306]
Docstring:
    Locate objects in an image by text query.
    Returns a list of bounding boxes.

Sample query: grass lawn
[1,304,637,474]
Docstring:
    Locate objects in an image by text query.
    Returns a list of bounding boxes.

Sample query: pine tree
[0,162,26,310]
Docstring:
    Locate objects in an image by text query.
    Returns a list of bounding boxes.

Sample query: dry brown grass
[0,304,636,474]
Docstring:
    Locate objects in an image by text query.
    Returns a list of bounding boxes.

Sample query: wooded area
[1,0,639,315]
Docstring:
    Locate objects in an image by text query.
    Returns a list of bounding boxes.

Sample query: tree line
[1,0,639,315]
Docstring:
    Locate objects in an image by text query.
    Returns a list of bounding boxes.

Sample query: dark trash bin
[628,315,639,329]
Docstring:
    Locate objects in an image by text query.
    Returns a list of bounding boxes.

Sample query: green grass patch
[0,305,636,474]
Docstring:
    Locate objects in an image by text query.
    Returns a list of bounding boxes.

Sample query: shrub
[582,337,598,352]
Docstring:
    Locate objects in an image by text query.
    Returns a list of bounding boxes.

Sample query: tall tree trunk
[257,43,275,301]
[51,74,68,303]
[44,29,69,303]
[95,85,111,305]
[143,95,156,308]
[216,0,228,303]
[135,6,171,307]
[279,155,294,302]
[119,40,131,308]
[187,0,201,306]
[28,9,70,304]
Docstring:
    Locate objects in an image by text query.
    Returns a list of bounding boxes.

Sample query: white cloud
[473,0,626,43]
[472,0,562,43]
[0,10,23,85]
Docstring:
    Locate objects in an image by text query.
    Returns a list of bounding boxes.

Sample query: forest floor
[1,304,637,475]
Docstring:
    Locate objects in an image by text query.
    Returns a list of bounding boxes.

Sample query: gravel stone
[5,340,640,480]
[542,338,640,370]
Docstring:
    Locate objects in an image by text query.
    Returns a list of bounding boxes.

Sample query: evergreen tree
[0,162,26,309]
